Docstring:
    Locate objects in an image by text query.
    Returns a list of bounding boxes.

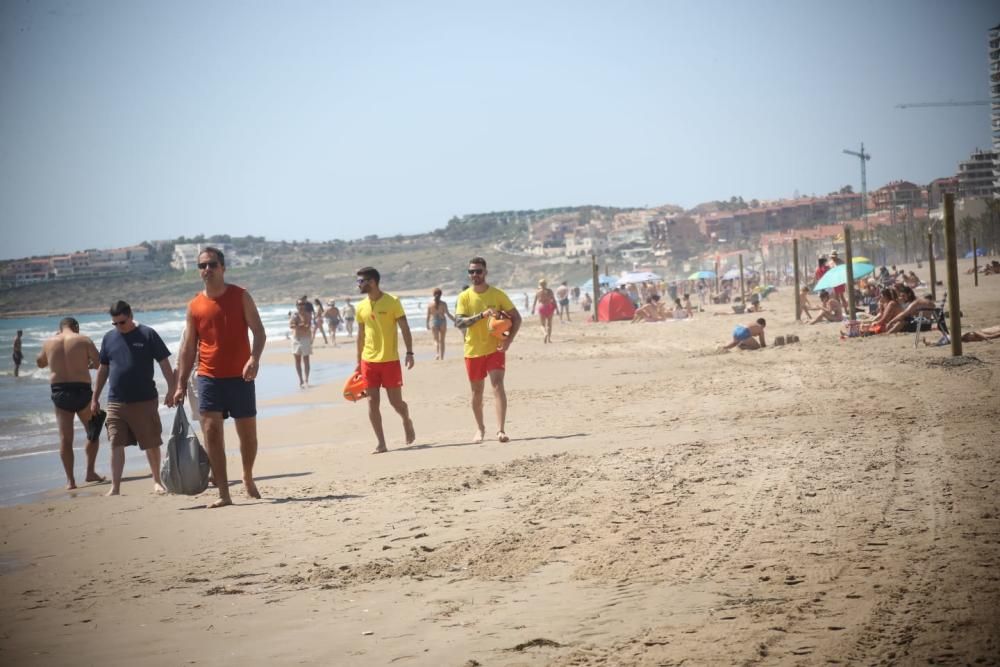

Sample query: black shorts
[901,317,932,333]
[197,376,257,420]
[50,382,92,413]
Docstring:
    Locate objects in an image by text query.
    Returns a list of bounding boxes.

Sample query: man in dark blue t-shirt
[91,300,176,496]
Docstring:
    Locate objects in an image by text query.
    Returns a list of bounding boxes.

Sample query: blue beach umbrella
[581,275,618,290]
[965,248,986,258]
[813,262,874,292]
[617,271,662,286]
[687,270,716,280]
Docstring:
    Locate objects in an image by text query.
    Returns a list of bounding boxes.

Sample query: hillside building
[958,149,998,198]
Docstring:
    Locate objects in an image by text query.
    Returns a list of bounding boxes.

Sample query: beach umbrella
[813,262,874,292]
[852,256,871,263]
[687,270,716,280]
[617,271,661,285]
[965,249,986,258]
[580,275,618,291]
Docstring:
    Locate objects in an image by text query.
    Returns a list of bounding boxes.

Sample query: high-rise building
[958,149,999,198]
[991,23,1000,197]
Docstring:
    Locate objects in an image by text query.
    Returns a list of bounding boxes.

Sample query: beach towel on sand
[161,406,210,495]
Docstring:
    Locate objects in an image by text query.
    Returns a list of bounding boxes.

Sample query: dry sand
[2,262,999,666]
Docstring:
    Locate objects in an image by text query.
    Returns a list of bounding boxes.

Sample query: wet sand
[1,262,998,665]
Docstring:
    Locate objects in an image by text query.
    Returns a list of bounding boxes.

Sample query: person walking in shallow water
[36,317,105,489]
[426,288,455,360]
[355,266,416,454]
[91,300,176,496]
[173,247,266,508]
[12,330,23,377]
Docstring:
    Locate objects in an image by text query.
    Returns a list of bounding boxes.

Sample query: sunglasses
[467,268,484,275]
[112,319,129,327]
[197,261,220,270]
[356,277,370,285]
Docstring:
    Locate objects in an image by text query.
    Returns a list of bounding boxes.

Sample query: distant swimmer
[36,317,105,489]
[556,281,571,322]
[455,256,521,443]
[355,266,416,454]
[173,246,267,508]
[290,298,314,387]
[722,318,767,351]
[91,300,176,496]
[531,279,557,344]
[426,288,456,360]
[12,329,23,377]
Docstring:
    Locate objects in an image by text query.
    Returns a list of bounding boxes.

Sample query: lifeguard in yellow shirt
[355,266,416,454]
[455,256,522,443]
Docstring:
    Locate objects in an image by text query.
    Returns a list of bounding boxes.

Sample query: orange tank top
[189,285,252,379]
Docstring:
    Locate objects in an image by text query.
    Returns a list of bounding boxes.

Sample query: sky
[0,0,995,259]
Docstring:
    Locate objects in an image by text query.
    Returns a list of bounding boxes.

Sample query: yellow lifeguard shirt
[456,286,515,358]
[356,293,406,362]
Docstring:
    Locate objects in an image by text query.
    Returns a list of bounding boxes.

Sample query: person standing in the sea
[173,247,267,508]
[36,318,105,490]
[12,329,23,377]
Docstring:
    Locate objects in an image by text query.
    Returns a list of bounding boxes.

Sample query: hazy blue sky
[1,0,995,259]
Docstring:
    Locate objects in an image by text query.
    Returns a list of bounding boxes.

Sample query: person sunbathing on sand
[960,326,1000,342]
[722,318,766,350]
[808,290,842,324]
[631,295,666,323]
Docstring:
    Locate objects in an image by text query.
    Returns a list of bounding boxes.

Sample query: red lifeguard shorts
[465,350,505,382]
[360,360,403,389]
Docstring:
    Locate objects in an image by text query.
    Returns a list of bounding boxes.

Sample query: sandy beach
[1,262,998,665]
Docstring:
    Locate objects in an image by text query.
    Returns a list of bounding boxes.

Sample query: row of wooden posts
[588,193,970,357]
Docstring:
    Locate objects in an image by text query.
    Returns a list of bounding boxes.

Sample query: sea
[0,294,478,505]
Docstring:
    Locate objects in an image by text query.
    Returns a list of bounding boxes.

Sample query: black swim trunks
[12,351,23,365]
[50,382,93,413]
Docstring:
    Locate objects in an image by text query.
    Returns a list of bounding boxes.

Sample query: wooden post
[973,238,979,287]
[714,255,720,296]
[844,226,856,321]
[943,194,962,356]
[927,232,937,301]
[591,253,600,323]
[738,254,746,305]
[793,238,801,321]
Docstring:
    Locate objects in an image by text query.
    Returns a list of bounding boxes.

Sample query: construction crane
[843,143,872,245]
[895,100,989,109]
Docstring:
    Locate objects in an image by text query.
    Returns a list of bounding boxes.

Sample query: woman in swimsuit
[312,298,329,345]
[425,289,455,360]
[531,279,557,343]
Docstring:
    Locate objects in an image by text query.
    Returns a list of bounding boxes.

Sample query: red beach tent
[597,291,636,322]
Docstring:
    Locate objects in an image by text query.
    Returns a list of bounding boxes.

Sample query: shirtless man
[555,281,571,322]
[324,300,341,347]
[531,279,557,343]
[631,295,666,323]
[885,292,937,334]
[12,330,23,377]
[723,318,767,350]
[36,317,105,489]
[808,290,843,324]
[289,298,313,387]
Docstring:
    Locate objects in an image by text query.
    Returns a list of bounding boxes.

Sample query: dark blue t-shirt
[99,324,171,403]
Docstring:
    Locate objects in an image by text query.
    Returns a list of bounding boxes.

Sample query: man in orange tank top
[173,247,267,508]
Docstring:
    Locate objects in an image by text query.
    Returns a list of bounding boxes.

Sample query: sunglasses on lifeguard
[356,277,370,285]
[467,268,484,275]
[197,261,219,270]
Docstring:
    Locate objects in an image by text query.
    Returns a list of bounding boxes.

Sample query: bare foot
[403,418,416,445]
[85,473,106,484]
[153,483,167,495]
[243,478,261,499]
[473,429,484,444]
[497,431,510,443]
[66,481,77,490]
[208,497,233,508]
[106,488,120,497]
[372,445,388,454]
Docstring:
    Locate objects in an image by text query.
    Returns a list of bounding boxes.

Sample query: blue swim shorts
[733,325,751,342]
[197,376,257,420]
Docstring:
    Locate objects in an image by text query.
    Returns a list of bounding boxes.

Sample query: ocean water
[0,293,456,504]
